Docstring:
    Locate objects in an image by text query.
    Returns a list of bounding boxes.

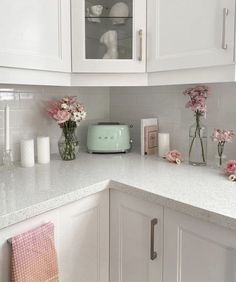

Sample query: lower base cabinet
[1,188,236,282]
[0,189,109,282]
[164,208,236,282]
[110,189,163,282]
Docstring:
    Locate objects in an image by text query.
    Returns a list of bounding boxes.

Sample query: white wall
[110,83,236,162]
[0,85,110,163]
[1,82,236,164]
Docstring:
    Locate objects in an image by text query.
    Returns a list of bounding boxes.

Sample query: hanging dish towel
[10,222,59,282]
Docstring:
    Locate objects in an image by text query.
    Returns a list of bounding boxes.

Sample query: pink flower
[183,85,210,115]
[47,101,60,118]
[224,160,236,176]
[53,110,71,124]
[212,129,234,143]
[166,150,183,164]
[47,96,86,128]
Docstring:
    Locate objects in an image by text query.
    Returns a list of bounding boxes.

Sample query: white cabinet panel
[0,210,59,282]
[148,0,235,72]
[164,208,236,282]
[58,190,109,282]
[0,0,71,72]
[0,190,109,282]
[110,190,163,282]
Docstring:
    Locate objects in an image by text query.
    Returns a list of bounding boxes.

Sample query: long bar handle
[150,218,158,260]
[222,8,229,50]
[138,29,143,61]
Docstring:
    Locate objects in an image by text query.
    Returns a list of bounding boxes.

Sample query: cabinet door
[147,0,235,72]
[164,208,236,282]
[58,189,109,282]
[0,0,71,72]
[0,190,109,282]
[110,190,163,282]
[72,0,146,73]
[0,210,59,282]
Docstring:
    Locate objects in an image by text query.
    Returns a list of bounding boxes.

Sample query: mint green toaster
[87,123,131,153]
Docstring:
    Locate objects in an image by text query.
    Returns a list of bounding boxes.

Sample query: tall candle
[37,136,50,164]
[21,139,35,167]
[4,104,10,151]
[158,133,170,157]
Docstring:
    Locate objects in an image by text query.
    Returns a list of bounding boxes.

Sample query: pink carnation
[224,160,236,176]
[53,110,71,124]
[183,85,210,115]
[166,150,183,164]
[212,129,234,143]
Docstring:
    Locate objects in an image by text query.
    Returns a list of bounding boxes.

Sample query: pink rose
[53,110,71,124]
[166,150,183,164]
[224,160,236,176]
[47,101,61,118]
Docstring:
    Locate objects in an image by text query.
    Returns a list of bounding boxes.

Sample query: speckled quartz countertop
[0,152,236,231]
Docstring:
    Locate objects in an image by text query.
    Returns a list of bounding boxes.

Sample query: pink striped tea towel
[10,222,59,282]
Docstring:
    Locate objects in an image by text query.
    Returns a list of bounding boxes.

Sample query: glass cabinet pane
[85,0,133,60]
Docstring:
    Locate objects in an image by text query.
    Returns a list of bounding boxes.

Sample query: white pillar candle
[37,136,50,164]
[158,133,170,157]
[4,104,10,151]
[20,139,35,167]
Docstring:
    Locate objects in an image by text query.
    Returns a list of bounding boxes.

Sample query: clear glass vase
[215,154,227,168]
[189,114,207,166]
[58,126,79,161]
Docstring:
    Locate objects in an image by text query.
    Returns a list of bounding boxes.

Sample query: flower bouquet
[47,96,86,160]
[212,129,234,167]
[184,85,210,166]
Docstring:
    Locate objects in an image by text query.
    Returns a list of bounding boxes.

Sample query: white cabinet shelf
[71,0,146,73]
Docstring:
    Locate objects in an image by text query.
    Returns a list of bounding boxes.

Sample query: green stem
[217,142,224,166]
[189,112,206,163]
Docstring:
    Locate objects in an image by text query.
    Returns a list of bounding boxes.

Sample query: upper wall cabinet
[0,0,71,72]
[147,0,236,72]
[71,0,146,73]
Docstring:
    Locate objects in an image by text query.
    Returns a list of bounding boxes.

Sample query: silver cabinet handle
[138,29,143,61]
[150,218,158,260]
[222,8,229,50]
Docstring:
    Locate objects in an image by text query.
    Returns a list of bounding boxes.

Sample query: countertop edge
[109,180,236,232]
[1,177,236,232]
[0,180,110,230]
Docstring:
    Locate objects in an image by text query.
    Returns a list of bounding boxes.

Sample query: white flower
[61,103,69,110]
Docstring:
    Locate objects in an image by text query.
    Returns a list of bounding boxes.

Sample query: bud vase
[58,127,79,161]
[215,154,227,168]
[189,114,207,166]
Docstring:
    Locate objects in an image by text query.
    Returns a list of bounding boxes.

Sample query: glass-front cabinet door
[72,0,146,73]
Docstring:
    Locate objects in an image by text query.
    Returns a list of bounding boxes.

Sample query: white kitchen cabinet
[164,208,236,282]
[0,189,109,282]
[58,189,109,282]
[0,0,71,72]
[110,190,163,282]
[147,0,236,72]
[71,0,146,73]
